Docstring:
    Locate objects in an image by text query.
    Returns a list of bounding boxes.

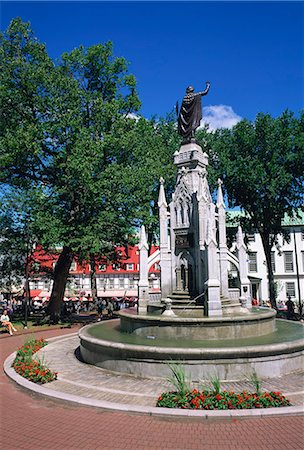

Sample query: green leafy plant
[156,388,291,410]
[157,370,291,410]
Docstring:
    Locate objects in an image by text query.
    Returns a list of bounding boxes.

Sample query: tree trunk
[48,246,74,323]
[260,232,277,310]
[90,254,97,304]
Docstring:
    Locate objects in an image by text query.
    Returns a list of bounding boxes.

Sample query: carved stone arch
[176,251,195,293]
[174,177,192,205]
[177,250,194,268]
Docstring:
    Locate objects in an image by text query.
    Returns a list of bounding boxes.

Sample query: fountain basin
[79,318,304,381]
[119,308,276,340]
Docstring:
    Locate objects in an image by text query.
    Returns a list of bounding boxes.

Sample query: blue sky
[1,1,303,128]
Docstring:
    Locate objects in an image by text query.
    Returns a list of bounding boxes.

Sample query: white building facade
[228,211,304,305]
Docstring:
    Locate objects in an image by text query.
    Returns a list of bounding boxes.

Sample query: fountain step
[222,300,241,307]
[168,292,194,305]
[220,296,242,313]
[221,297,241,306]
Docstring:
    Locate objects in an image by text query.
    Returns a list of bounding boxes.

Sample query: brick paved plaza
[1,326,304,450]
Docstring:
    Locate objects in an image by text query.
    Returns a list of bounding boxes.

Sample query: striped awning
[97,289,138,298]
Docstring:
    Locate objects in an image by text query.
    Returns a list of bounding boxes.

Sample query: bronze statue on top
[176,82,210,143]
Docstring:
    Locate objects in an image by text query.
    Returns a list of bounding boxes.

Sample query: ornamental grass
[12,337,57,384]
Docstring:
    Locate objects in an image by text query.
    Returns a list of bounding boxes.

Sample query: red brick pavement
[1,327,303,450]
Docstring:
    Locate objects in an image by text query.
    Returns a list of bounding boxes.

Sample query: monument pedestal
[138,283,149,314]
[205,279,222,316]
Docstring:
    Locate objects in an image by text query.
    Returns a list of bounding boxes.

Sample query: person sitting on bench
[1,309,17,335]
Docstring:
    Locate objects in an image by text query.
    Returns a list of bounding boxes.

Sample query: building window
[154,263,161,271]
[31,280,39,290]
[112,263,120,271]
[44,280,49,290]
[286,282,295,298]
[270,252,276,273]
[248,252,257,272]
[282,232,290,245]
[284,251,294,273]
[99,277,107,290]
[301,229,304,240]
[109,278,114,289]
[129,278,134,288]
[126,263,133,271]
[247,234,255,242]
[98,264,106,271]
[119,278,125,288]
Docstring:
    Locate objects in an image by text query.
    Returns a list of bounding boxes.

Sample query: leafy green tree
[0,18,154,321]
[118,113,179,246]
[0,188,37,326]
[213,111,304,308]
[0,211,25,297]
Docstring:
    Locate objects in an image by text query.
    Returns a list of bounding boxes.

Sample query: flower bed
[12,337,58,384]
[156,364,291,410]
[156,388,291,409]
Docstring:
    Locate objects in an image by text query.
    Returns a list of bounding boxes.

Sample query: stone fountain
[79,85,304,381]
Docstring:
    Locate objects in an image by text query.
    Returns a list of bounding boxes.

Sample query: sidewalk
[1,327,304,450]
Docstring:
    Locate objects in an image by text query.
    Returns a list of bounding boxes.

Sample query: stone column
[138,225,149,314]
[158,177,172,300]
[236,225,252,309]
[217,179,229,298]
[197,173,206,251]
[176,268,182,291]
[205,218,222,316]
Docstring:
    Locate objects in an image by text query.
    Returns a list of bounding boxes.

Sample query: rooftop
[226,209,304,227]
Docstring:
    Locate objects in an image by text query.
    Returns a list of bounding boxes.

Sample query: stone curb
[3,333,304,418]
[0,325,78,340]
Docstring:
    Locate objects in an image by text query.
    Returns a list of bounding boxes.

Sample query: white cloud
[200,105,242,131]
[126,112,140,121]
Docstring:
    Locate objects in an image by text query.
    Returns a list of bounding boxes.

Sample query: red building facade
[28,245,160,301]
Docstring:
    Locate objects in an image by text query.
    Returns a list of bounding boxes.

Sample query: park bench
[67,313,99,325]
[0,322,9,334]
